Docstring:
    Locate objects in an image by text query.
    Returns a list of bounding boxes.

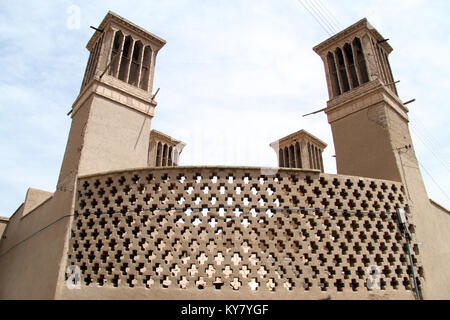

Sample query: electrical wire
[305,0,338,34]
[408,109,449,167]
[417,160,450,202]
[410,124,450,173]
[410,111,447,153]
[315,0,343,30]
[297,0,344,36]
[409,111,448,154]
[297,0,333,36]
[0,214,73,259]
[409,118,450,169]
[309,0,341,33]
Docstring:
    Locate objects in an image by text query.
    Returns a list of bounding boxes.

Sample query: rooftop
[87,11,167,51]
[313,18,393,55]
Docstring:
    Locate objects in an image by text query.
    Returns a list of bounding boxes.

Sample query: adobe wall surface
[0,218,8,240]
[57,166,421,300]
[77,93,152,176]
[329,103,401,182]
[56,94,94,191]
[401,152,450,300]
[0,82,154,300]
[22,188,53,217]
[415,202,450,299]
[0,95,92,299]
[0,189,74,299]
[379,102,450,299]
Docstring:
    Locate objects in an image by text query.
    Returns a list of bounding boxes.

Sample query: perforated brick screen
[66,167,423,299]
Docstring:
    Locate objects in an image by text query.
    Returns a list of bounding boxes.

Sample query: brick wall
[64,166,423,299]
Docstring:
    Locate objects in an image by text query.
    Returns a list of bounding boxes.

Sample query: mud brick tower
[313,18,450,299]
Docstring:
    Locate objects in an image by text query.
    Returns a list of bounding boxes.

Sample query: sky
[0,0,449,217]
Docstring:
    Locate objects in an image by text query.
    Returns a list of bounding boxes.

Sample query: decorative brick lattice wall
[66,167,423,299]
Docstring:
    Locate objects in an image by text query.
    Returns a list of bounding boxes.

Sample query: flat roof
[270,129,327,149]
[87,11,166,51]
[313,18,393,55]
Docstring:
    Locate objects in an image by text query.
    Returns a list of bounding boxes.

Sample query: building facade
[0,12,449,300]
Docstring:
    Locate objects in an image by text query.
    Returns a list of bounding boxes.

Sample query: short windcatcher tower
[270,130,327,172]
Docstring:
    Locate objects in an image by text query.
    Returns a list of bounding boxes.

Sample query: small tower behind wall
[148,130,186,167]
[270,130,327,172]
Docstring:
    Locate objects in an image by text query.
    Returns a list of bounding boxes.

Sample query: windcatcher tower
[313,18,406,182]
[58,11,165,188]
[0,12,167,299]
[270,130,327,172]
[52,11,167,295]
[148,130,186,167]
[314,19,450,299]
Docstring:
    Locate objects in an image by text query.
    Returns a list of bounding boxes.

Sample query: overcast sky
[0,0,449,217]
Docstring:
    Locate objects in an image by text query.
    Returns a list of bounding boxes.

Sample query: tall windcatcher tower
[314,19,450,299]
[0,12,168,299]
[57,11,165,190]
[313,18,408,182]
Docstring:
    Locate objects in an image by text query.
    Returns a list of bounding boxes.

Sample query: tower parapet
[80,11,165,97]
[314,18,398,100]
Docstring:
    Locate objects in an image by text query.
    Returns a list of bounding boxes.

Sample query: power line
[310,0,341,33]
[410,113,446,152]
[309,0,338,33]
[306,0,338,34]
[389,102,450,172]
[417,160,450,202]
[411,126,450,172]
[0,214,73,259]
[315,0,343,30]
[297,0,333,36]
[410,111,446,150]
[297,0,346,37]
[410,124,450,173]
[409,112,449,161]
